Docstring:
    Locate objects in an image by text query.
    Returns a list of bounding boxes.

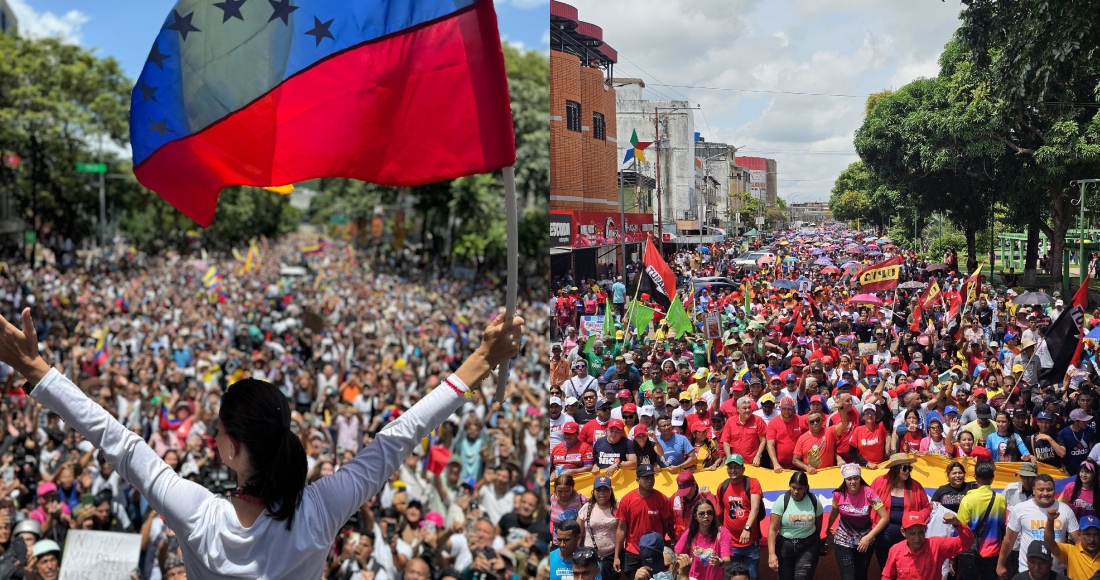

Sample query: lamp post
[1075,179,1099,288]
[653,105,700,253]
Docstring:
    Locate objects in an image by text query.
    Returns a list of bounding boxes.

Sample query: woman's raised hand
[0,308,50,384]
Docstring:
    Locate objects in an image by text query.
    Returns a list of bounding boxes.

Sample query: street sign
[74,163,107,174]
[755,216,765,226]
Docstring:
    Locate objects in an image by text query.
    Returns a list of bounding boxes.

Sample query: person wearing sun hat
[880,507,973,580]
[870,453,930,569]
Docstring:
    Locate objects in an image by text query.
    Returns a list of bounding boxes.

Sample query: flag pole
[494,166,519,403]
[623,235,648,342]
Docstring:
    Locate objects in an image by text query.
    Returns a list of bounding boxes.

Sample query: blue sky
[9,0,549,80]
[570,0,965,202]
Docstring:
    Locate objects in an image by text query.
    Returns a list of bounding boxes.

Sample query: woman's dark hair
[94,489,112,507]
[220,378,307,530]
[1071,458,1097,506]
[945,461,965,479]
[684,498,717,551]
[555,473,575,489]
[886,464,916,491]
[788,471,810,489]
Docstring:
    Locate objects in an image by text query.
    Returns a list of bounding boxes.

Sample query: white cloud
[501,35,526,52]
[570,0,962,201]
[495,0,549,7]
[6,0,88,44]
[541,29,551,47]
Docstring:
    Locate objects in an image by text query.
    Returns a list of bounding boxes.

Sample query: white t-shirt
[477,485,516,526]
[1007,500,1078,574]
[753,408,780,424]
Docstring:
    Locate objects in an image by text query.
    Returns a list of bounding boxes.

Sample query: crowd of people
[0,236,549,580]
[548,226,1100,580]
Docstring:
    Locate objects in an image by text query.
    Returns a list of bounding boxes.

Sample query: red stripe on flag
[135,2,515,226]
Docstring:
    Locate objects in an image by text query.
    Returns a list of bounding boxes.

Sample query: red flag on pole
[1070,279,1091,366]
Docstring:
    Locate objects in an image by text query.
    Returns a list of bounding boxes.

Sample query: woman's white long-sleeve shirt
[29,367,469,579]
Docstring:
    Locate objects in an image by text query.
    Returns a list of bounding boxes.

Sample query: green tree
[0,34,130,243]
[956,0,1100,291]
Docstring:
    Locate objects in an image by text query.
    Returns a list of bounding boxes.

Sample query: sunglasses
[808,419,822,425]
[900,466,912,472]
[573,547,599,567]
[622,414,636,420]
[696,510,715,518]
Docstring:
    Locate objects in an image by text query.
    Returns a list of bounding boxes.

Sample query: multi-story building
[0,0,16,35]
[734,155,779,224]
[550,1,652,282]
[614,78,695,245]
[789,201,834,225]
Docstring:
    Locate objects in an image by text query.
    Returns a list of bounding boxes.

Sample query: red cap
[632,424,649,436]
[974,388,987,397]
[694,397,708,404]
[607,419,625,431]
[731,380,745,391]
[673,471,697,497]
[895,384,909,396]
[691,422,708,433]
[866,364,879,374]
[770,375,783,383]
[969,446,993,462]
[890,356,901,364]
[822,356,833,364]
[902,509,930,530]
[617,389,631,399]
[791,357,804,366]
[810,395,825,405]
[562,422,579,434]
[623,403,637,414]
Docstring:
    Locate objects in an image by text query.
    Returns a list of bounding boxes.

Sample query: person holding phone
[0,307,525,579]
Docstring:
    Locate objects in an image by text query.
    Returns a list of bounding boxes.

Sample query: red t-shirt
[618,489,673,553]
[850,423,887,464]
[685,414,711,436]
[671,490,718,542]
[717,477,764,548]
[579,419,608,446]
[766,416,806,469]
[551,440,593,470]
[899,431,922,454]
[828,408,858,455]
[720,414,767,462]
[794,428,839,469]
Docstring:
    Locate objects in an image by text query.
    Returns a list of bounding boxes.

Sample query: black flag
[1038,304,1084,384]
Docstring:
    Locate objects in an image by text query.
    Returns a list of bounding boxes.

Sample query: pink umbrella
[820,267,841,274]
[756,255,776,265]
[849,293,884,306]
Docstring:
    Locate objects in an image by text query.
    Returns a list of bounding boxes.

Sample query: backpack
[776,489,818,519]
[718,476,756,520]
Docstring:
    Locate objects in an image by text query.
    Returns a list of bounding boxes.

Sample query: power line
[649,83,868,98]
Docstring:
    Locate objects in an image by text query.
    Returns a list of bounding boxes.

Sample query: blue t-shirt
[985,431,1029,462]
[658,433,695,467]
[549,549,574,580]
[1057,425,1094,474]
[612,282,627,304]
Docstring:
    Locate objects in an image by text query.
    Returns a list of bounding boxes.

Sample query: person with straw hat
[871,454,930,571]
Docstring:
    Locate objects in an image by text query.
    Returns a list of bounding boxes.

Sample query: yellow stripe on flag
[263,185,294,195]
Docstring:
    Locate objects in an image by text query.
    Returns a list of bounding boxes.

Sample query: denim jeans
[834,543,875,580]
[776,535,819,580]
[728,543,760,580]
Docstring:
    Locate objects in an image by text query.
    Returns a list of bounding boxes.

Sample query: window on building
[566,100,581,132]
[592,112,605,141]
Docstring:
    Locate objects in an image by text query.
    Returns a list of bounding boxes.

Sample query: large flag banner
[806,295,824,322]
[1041,287,1086,383]
[961,264,983,310]
[743,280,754,313]
[921,279,942,310]
[640,236,676,309]
[1072,274,1093,366]
[945,291,964,340]
[666,294,694,339]
[855,256,904,292]
[602,298,614,337]
[130,0,516,226]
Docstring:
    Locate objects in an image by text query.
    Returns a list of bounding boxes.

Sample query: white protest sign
[59,530,141,580]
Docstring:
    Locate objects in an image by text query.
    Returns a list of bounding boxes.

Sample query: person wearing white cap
[827,464,888,580]
[548,396,573,450]
[26,539,61,580]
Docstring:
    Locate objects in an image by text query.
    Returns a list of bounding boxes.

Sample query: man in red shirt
[579,400,611,445]
[810,335,841,364]
[721,396,767,467]
[850,405,888,468]
[685,398,712,433]
[716,454,763,575]
[828,392,860,463]
[551,421,593,477]
[779,357,805,384]
[766,396,805,472]
[670,471,717,541]
[882,509,973,580]
[615,463,674,580]
[792,403,849,474]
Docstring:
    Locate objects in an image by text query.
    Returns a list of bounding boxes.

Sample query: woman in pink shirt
[674,497,731,580]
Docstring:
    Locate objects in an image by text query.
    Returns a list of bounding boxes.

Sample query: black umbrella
[1012,291,1053,306]
[924,264,949,272]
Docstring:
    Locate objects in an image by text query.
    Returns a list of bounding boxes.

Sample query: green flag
[630,300,656,333]
[666,294,694,339]
[602,298,614,337]
[584,334,598,353]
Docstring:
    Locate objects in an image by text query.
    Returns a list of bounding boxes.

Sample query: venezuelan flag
[129,0,516,227]
[159,403,182,431]
[202,266,222,290]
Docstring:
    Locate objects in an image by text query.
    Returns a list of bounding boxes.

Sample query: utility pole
[653,105,699,254]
